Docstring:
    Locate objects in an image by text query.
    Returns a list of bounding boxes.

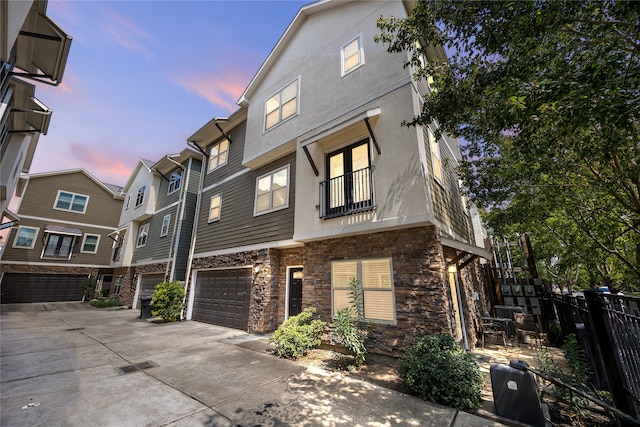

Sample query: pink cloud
[173,68,251,113]
[101,9,155,58]
[69,143,134,182]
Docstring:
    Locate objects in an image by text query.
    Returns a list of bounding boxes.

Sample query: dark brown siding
[194,153,296,253]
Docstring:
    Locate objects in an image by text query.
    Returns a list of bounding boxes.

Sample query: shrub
[89,299,124,308]
[270,307,326,359]
[151,281,185,322]
[330,278,372,368]
[399,334,484,411]
[81,276,98,301]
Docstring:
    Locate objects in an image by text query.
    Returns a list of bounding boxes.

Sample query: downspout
[181,140,207,320]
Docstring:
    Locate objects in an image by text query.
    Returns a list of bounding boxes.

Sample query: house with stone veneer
[0,169,123,303]
[182,0,492,356]
[109,149,201,309]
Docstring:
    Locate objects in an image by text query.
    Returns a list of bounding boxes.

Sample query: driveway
[1,303,506,426]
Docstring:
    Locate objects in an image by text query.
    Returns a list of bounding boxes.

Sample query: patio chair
[481,318,508,348]
[514,313,543,347]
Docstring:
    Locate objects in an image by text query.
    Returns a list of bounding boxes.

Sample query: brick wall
[1,264,98,276]
[302,226,455,356]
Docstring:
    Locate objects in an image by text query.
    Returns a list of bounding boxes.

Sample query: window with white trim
[332,258,395,322]
[208,194,222,222]
[81,234,100,253]
[54,190,88,214]
[265,80,298,131]
[12,226,39,249]
[137,223,149,247]
[168,171,181,194]
[135,186,146,208]
[208,139,229,172]
[113,275,124,296]
[160,214,171,237]
[427,128,443,182]
[341,35,364,76]
[254,165,289,215]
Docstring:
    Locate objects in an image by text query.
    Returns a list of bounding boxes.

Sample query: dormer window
[168,171,181,194]
[341,35,364,76]
[265,79,298,131]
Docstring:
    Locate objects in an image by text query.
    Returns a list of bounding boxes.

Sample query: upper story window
[208,139,229,172]
[54,190,88,214]
[265,79,298,131]
[135,186,146,208]
[331,258,395,323]
[161,214,171,237]
[42,234,75,259]
[12,226,39,249]
[168,172,181,194]
[427,128,443,183]
[136,223,149,247]
[209,194,222,222]
[125,195,130,210]
[341,35,364,76]
[254,165,289,216]
[321,139,374,218]
[81,234,100,253]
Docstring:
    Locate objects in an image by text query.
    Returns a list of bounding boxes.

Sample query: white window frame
[208,193,222,222]
[208,139,229,172]
[160,214,171,237]
[135,186,146,208]
[113,275,124,296]
[81,234,101,253]
[254,164,290,216]
[264,78,299,131]
[53,190,89,214]
[12,226,39,249]
[168,171,182,195]
[136,223,149,247]
[427,127,443,183]
[341,35,365,76]
[331,258,396,324]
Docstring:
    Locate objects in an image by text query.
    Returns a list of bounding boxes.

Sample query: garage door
[192,268,252,330]
[0,273,85,303]
[137,273,165,306]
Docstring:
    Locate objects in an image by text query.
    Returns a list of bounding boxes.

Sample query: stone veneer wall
[111,267,136,306]
[275,247,304,324]
[0,264,98,277]
[302,226,455,356]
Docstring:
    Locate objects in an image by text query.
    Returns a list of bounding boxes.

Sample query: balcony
[320,166,376,219]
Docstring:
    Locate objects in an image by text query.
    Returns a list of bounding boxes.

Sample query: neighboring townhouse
[110,149,201,308]
[1,0,72,232]
[184,0,492,356]
[0,169,123,303]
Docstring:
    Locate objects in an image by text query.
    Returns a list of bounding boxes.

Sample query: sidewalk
[1,303,509,426]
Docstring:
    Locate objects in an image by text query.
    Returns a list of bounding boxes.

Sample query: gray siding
[132,208,175,263]
[203,121,247,188]
[194,153,296,254]
[18,171,122,227]
[155,166,183,209]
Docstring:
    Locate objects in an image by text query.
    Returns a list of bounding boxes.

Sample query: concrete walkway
[1,302,508,426]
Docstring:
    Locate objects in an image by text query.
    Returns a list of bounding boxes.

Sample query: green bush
[399,334,484,411]
[89,299,124,308]
[151,281,185,322]
[330,278,372,368]
[270,307,326,359]
[81,276,98,301]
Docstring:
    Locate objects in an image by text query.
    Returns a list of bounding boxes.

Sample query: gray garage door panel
[138,274,165,305]
[1,274,85,303]
[192,269,252,330]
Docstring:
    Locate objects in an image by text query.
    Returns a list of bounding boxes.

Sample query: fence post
[584,290,635,425]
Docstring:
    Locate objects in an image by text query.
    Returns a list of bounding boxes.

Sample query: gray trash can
[140,296,153,319]
[490,360,547,427]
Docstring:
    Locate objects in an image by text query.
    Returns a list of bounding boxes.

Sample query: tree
[376,0,640,284]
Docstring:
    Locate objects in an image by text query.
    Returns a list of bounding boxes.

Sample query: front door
[288,268,303,318]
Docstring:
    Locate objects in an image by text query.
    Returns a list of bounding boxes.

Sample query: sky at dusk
[32,0,311,187]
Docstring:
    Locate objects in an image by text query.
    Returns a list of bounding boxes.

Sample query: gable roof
[17,168,124,199]
[121,158,158,193]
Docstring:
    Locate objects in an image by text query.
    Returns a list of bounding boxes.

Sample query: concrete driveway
[1,302,507,426]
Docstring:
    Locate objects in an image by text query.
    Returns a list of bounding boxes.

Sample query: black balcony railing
[320,166,375,219]
[41,243,73,259]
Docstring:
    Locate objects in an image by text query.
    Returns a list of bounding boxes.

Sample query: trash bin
[140,296,153,320]
[490,360,547,427]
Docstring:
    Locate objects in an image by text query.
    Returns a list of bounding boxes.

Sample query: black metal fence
[553,291,640,424]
